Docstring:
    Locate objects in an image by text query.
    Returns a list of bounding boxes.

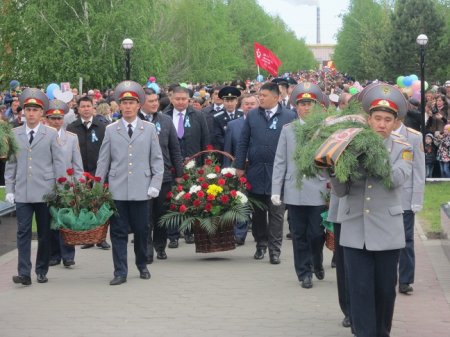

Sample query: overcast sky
[256,0,351,45]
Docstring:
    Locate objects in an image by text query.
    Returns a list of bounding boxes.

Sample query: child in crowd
[424,133,437,178]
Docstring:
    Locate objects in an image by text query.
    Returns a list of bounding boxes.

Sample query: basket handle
[184,149,235,165]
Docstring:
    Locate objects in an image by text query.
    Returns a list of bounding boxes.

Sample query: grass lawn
[417,181,450,236]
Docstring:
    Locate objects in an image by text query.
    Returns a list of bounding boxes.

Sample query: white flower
[206,173,217,179]
[189,185,202,194]
[221,167,236,176]
[175,191,185,200]
[185,160,196,170]
[235,191,248,204]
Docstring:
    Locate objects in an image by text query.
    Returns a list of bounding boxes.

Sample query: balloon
[410,74,419,82]
[411,80,421,91]
[147,82,160,94]
[402,87,413,96]
[148,76,156,83]
[256,74,264,83]
[396,76,405,88]
[46,83,59,100]
[412,90,421,101]
[349,87,359,95]
[180,83,188,88]
[425,81,429,91]
[402,76,413,87]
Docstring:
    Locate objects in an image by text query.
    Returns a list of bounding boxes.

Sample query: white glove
[5,193,15,204]
[147,187,160,199]
[411,204,423,213]
[271,195,282,206]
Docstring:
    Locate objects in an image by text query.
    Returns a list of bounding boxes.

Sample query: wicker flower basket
[192,221,235,253]
[60,221,109,246]
[325,229,335,252]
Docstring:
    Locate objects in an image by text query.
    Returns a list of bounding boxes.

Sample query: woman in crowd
[435,124,450,178]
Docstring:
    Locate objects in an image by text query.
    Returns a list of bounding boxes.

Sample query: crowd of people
[0,69,449,337]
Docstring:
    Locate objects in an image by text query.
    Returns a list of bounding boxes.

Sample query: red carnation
[193,200,201,207]
[207,194,215,201]
[206,144,214,150]
[66,168,74,176]
[245,182,252,191]
[103,183,109,189]
[201,183,209,189]
[82,172,90,178]
[217,178,226,186]
[94,176,101,182]
[205,159,212,166]
[197,169,205,175]
[179,205,187,213]
[214,166,220,173]
[197,191,205,198]
[70,183,74,187]
[166,191,174,200]
[177,185,183,192]
[57,177,67,184]
[220,195,229,204]
[183,193,191,200]
[78,178,86,183]
[183,173,190,181]
[170,204,177,211]
[205,203,213,212]
[326,182,331,189]
[225,173,233,178]
[198,177,205,182]
[230,190,237,198]
[239,177,247,184]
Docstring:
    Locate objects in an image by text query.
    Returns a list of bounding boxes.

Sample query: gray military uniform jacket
[5,124,66,203]
[393,124,425,211]
[95,118,164,201]
[272,122,328,206]
[331,135,413,251]
[59,129,83,178]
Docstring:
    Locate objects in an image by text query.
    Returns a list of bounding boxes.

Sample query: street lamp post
[416,33,428,147]
[122,38,134,80]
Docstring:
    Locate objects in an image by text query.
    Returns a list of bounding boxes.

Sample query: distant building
[308,44,336,67]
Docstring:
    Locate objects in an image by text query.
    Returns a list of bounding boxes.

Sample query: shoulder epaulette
[65,130,77,136]
[142,120,152,124]
[391,131,402,138]
[45,125,57,131]
[393,139,411,147]
[106,122,116,128]
[13,125,21,130]
[406,127,421,136]
[214,111,225,118]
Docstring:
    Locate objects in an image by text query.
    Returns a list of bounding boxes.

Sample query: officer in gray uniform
[95,81,164,285]
[393,121,425,294]
[46,100,84,267]
[272,82,328,287]
[330,84,413,337]
[5,88,66,285]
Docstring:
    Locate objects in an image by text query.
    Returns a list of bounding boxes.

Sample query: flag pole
[257,65,260,75]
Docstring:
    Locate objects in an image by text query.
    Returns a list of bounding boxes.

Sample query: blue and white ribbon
[184,116,191,128]
[91,130,98,143]
[155,122,161,134]
[269,117,278,130]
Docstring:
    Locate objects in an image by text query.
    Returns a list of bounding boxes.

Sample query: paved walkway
[0,221,449,337]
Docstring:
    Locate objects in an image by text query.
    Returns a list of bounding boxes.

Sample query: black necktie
[83,121,90,129]
[215,106,221,112]
[128,124,133,138]
[265,110,271,120]
[229,113,234,120]
[29,130,34,144]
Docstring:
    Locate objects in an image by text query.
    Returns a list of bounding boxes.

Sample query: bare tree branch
[38,10,70,49]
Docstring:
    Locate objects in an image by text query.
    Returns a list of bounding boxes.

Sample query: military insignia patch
[401,150,413,161]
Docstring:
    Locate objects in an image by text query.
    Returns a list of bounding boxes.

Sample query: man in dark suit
[138,88,184,262]
[202,86,224,143]
[235,82,296,264]
[66,96,110,250]
[164,86,209,247]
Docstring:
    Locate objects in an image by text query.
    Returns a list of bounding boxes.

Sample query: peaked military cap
[218,86,241,100]
[361,84,408,119]
[46,99,69,116]
[231,80,247,91]
[114,80,146,104]
[19,88,49,111]
[289,82,327,107]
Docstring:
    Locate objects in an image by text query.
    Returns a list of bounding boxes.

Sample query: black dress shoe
[254,248,266,260]
[63,260,75,267]
[49,259,61,266]
[97,241,111,250]
[110,276,127,285]
[157,251,167,260]
[286,232,292,240]
[36,274,48,283]
[399,283,413,294]
[342,316,351,328]
[81,244,94,249]
[331,261,336,268]
[146,256,154,265]
[301,275,313,289]
[12,275,32,286]
[185,234,195,244]
[314,266,325,280]
[269,254,280,264]
[168,239,178,249]
[235,238,245,246]
[139,268,151,280]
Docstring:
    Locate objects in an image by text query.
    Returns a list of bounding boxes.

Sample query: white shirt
[122,117,138,133]
[172,109,186,130]
[26,124,40,142]
[81,117,93,129]
[265,105,278,120]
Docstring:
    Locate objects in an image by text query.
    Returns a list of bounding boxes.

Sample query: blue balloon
[46,83,59,100]
[402,76,413,87]
[147,82,160,94]
[256,75,264,83]
[410,74,419,82]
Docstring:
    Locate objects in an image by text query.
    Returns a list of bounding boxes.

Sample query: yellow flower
[207,184,223,197]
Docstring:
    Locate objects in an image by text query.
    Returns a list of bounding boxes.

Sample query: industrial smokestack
[316,6,320,44]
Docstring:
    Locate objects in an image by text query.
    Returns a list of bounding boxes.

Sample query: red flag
[254,42,282,77]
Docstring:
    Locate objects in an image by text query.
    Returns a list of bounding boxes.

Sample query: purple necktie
[177,112,184,139]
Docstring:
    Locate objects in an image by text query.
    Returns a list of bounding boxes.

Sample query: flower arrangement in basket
[43,168,116,245]
[159,150,254,253]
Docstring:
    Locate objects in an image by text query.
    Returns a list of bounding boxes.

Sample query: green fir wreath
[0,121,19,160]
